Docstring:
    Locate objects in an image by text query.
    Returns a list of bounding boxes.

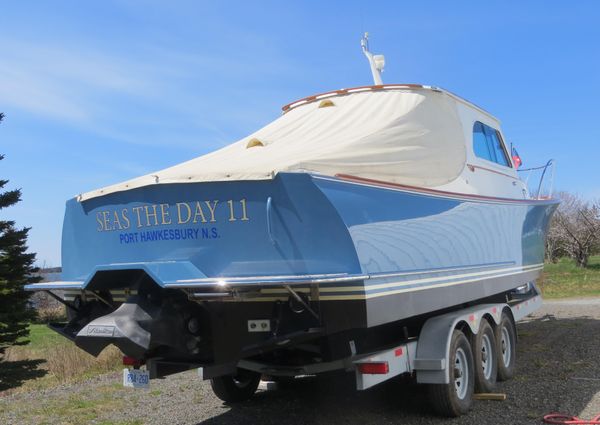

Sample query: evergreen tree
[0,112,40,356]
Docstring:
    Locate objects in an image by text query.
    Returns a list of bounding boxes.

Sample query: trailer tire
[210,369,261,403]
[495,313,516,381]
[473,319,497,392]
[429,329,474,417]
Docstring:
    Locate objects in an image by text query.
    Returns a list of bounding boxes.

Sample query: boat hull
[33,172,557,367]
[311,174,556,327]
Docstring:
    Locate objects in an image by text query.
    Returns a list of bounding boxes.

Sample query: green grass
[2,324,122,393]
[540,255,600,299]
[1,324,67,392]
[23,324,65,353]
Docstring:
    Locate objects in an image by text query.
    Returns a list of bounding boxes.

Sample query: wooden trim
[466,164,516,180]
[281,84,426,112]
[331,174,556,205]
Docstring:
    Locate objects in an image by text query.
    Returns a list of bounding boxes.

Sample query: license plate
[123,368,150,389]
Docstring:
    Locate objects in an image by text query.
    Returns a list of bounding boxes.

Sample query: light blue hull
[56,172,556,327]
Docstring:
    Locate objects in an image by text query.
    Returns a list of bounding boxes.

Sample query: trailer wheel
[495,313,516,381]
[210,369,261,403]
[473,319,497,392]
[429,329,474,417]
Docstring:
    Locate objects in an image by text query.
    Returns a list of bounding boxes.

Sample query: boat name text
[95,199,250,232]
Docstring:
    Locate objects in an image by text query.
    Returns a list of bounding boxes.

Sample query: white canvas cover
[80,88,467,201]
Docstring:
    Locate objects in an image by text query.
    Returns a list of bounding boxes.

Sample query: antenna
[360,32,385,85]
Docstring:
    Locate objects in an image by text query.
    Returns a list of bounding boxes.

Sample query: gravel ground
[2,299,600,425]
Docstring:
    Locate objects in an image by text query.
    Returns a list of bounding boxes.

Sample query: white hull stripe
[61,264,543,302]
[260,264,543,295]
[320,266,543,300]
[226,264,543,302]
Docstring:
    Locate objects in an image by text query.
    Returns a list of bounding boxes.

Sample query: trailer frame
[228,286,541,391]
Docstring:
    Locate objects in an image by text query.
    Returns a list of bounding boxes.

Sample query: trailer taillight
[123,356,143,367]
[358,362,389,374]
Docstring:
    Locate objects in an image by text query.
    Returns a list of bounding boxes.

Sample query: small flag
[512,147,522,168]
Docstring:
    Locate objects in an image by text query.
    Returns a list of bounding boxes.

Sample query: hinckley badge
[87,325,115,337]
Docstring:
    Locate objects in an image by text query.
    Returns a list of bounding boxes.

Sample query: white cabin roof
[80,85,494,201]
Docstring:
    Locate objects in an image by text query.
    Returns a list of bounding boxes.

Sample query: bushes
[547,192,600,268]
[34,306,67,324]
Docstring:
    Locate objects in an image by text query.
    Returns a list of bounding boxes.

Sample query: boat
[27,34,558,404]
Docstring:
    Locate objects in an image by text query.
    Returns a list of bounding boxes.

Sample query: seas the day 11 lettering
[95,199,249,244]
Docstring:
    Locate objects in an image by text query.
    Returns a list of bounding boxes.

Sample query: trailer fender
[413,303,505,384]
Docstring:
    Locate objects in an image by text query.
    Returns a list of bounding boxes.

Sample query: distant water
[40,268,62,282]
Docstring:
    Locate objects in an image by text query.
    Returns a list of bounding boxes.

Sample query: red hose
[543,413,600,424]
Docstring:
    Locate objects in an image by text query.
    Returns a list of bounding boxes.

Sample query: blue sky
[1,1,599,267]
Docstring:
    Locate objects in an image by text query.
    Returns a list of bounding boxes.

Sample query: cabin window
[473,122,492,161]
[472,122,511,167]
